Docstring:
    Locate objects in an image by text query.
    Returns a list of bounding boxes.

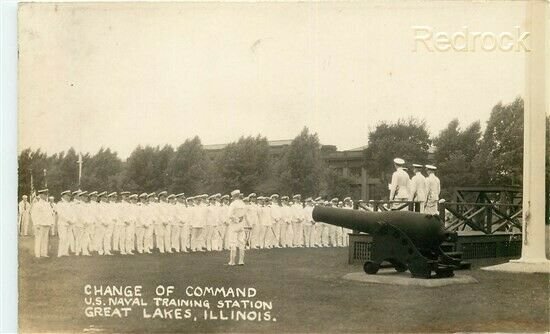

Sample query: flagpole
[77,153,83,190]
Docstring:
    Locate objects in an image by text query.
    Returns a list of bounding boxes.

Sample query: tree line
[18,97,549,201]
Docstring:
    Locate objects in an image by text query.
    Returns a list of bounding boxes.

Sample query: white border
[1,1,18,332]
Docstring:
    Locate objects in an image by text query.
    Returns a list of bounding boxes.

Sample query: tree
[214,135,271,194]
[278,127,325,197]
[80,148,123,192]
[364,118,431,191]
[476,97,524,185]
[433,119,482,197]
[166,137,210,195]
[151,145,174,191]
[123,146,159,192]
[18,148,48,199]
[323,170,355,200]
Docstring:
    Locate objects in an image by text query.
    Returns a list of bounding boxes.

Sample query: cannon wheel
[363,261,380,274]
[390,261,407,273]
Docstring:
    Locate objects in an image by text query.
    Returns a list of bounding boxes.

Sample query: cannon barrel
[312,206,455,251]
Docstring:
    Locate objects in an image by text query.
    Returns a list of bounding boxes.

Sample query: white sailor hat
[412,163,423,168]
[331,197,339,202]
[147,193,157,199]
[120,191,131,196]
[37,189,48,194]
[249,192,257,198]
[139,192,148,198]
[98,191,107,197]
[129,194,138,200]
[270,194,279,199]
[89,191,98,197]
[22,195,28,198]
[214,193,221,198]
[221,194,230,200]
[175,193,185,198]
[79,191,88,196]
[208,194,216,200]
[167,194,175,199]
[243,196,250,202]
[281,195,289,201]
[393,158,405,165]
[344,197,351,202]
[293,194,301,200]
[314,196,322,202]
[231,189,240,197]
[72,190,81,196]
[61,190,71,196]
[158,191,168,197]
[108,192,117,198]
[425,164,437,170]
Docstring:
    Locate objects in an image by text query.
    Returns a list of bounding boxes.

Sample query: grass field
[19,236,549,333]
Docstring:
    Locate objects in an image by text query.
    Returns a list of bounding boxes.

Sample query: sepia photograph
[15,1,549,333]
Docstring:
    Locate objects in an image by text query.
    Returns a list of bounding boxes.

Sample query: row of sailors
[30,188,355,258]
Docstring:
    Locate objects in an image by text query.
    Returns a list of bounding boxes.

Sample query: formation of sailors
[28,188,355,260]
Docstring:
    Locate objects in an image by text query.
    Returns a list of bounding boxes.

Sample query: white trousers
[191,227,204,251]
[34,225,50,257]
[171,225,181,252]
[57,223,69,257]
[164,224,172,251]
[154,224,165,252]
[180,224,190,251]
[292,222,303,246]
[303,224,313,247]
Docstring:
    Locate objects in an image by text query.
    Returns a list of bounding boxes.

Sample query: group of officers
[21,157,441,266]
[24,188,356,265]
[388,158,441,214]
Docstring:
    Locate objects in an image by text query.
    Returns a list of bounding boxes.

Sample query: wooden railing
[356,200,421,212]
[355,200,522,235]
[439,202,522,234]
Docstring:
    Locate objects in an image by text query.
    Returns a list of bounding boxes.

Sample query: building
[204,139,384,201]
[322,146,383,200]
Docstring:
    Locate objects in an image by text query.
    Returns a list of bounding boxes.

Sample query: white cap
[425,164,437,170]
[393,158,405,165]
[231,189,240,197]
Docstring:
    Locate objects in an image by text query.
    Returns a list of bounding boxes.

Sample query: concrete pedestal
[342,270,478,287]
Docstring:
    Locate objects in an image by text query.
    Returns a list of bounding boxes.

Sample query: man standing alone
[30,189,54,258]
[227,190,247,266]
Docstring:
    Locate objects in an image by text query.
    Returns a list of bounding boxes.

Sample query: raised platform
[348,232,523,264]
[342,270,478,287]
[482,259,550,274]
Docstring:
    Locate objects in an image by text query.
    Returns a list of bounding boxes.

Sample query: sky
[18,1,527,159]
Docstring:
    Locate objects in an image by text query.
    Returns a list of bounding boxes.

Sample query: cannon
[312,207,470,278]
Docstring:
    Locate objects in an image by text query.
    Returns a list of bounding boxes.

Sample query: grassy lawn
[19,236,549,333]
